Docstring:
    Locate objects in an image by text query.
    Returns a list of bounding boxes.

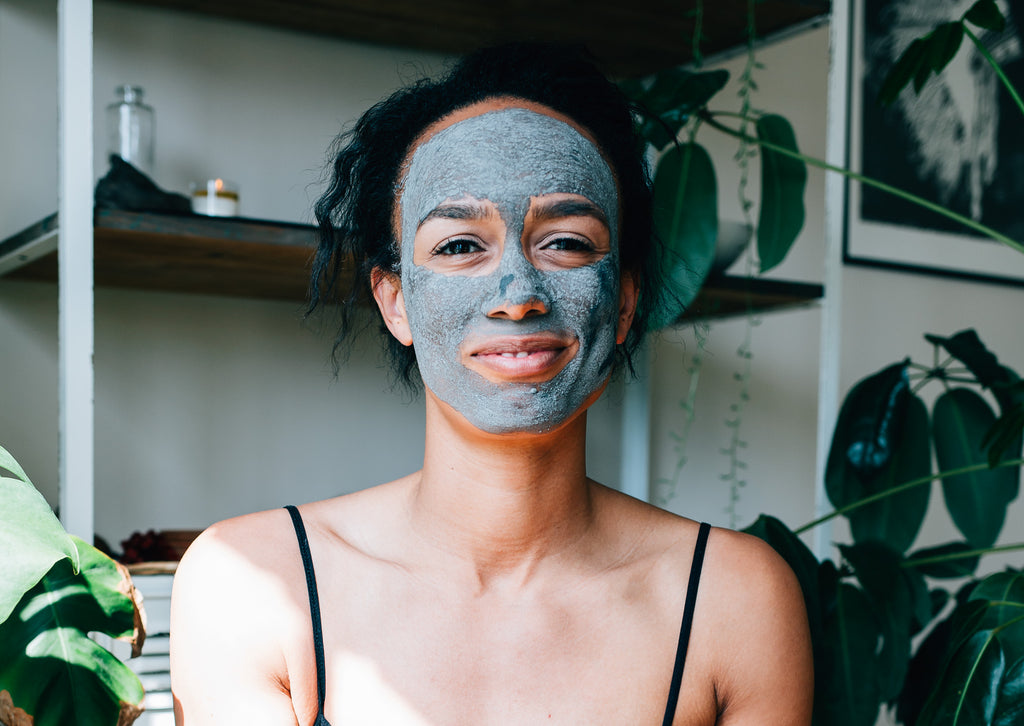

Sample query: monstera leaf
[0,446,79,624]
[0,539,145,726]
[0,445,145,726]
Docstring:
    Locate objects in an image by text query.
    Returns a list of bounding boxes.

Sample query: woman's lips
[462,335,577,382]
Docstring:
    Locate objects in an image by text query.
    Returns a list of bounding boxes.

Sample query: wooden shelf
[0,211,822,319]
[113,0,830,77]
[1,210,317,301]
[686,274,822,322]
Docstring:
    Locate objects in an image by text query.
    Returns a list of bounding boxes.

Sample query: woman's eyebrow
[530,198,609,227]
[419,200,495,227]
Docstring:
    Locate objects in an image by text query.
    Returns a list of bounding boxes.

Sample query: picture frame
[844,0,1024,286]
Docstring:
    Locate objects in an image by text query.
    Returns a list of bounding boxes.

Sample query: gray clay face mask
[398,107,621,434]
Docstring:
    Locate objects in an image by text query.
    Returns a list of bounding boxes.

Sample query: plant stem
[699,111,1024,256]
[963,25,1024,118]
[910,377,932,396]
[903,542,1024,568]
[794,458,1024,534]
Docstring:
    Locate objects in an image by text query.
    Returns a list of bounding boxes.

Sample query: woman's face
[385,100,633,434]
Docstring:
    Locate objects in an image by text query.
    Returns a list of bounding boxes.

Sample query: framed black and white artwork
[845,0,1024,285]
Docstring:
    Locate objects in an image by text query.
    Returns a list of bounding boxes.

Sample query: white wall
[0,1,1021,574]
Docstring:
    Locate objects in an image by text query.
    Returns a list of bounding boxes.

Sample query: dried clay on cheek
[399,108,621,433]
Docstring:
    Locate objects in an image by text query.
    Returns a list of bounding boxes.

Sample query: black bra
[285,505,710,725]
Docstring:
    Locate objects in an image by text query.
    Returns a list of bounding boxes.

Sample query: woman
[170,43,813,725]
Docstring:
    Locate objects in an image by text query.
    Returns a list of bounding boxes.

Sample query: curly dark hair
[309,42,659,387]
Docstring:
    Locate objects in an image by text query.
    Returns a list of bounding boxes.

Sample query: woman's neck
[406,392,596,593]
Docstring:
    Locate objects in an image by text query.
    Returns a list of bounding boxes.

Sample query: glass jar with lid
[106,85,155,177]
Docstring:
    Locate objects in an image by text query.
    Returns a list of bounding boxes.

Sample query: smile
[462,334,578,383]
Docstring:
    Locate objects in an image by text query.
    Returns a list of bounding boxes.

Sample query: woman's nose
[483,258,550,321]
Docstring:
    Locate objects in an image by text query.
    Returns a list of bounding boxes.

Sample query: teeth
[501,352,513,358]
[516,351,529,358]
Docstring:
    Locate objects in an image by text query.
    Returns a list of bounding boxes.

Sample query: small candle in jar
[191,179,239,216]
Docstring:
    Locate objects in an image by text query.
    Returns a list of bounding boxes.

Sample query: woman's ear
[371,267,413,347]
[616,271,639,345]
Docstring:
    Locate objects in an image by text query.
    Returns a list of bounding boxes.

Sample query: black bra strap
[285,505,327,716]
[662,521,711,726]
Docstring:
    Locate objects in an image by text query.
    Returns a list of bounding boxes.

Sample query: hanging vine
[654,321,710,507]
[717,0,764,527]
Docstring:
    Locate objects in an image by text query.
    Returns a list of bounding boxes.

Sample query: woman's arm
[708,532,814,725]
[170,518,303,726]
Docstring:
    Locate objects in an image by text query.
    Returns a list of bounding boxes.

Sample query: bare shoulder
[594,490,813,724]
[698,527,814,724]
[703,527,806,605]
[173,507,305,609]
[169,506,321,724]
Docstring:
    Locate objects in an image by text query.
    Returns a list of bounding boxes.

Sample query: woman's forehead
[398,106,619,246]
[412,96,598,150]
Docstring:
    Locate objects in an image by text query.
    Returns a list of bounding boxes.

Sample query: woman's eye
[434,238,481,255]
[544,236,595,252]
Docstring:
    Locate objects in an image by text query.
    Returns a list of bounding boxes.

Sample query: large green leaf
[879,37,929,105]
[965,0,1007,32]
[995,658,1024,726]
[898,602,955,723]
[621,68,730,151]
[926,330,1024,466]
[897,585,985,724]
[878,17,973,103]
[755,113,806,273]
[649,142,717,328]
[853,395,930,552]
[0,445,80,625]
[935,389,1020,548]
[925,22,965,73]
[919,630,1004,725]
[840,541,923,700]
[971,571,1024,665]
[983,376,1024,467]
[814,577,882,726]
[623,67,730,116]
[926,330,1011,392]
[826,363,931,552]
[0,538,145,726]
[917,572,1024,724]
[830,362,911,480]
